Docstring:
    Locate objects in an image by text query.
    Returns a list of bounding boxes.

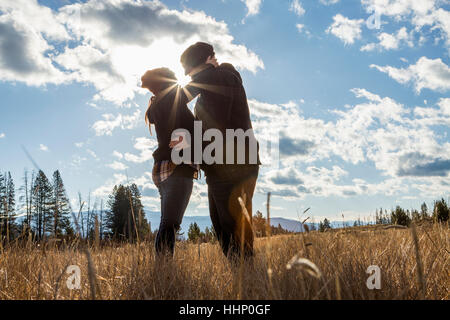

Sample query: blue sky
[0,0,449,222]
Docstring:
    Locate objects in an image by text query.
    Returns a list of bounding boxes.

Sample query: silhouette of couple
[141,42,260,261]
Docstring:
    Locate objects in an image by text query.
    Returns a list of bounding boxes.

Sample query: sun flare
[111,38,193,93]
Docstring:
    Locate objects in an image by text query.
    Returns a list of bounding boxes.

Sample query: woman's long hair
[141,68,177,134]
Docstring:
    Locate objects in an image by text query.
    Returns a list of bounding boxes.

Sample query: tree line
[1,168,448,244]
[0,169,74,241]
[0,169,154,244]
[181,198,450,242]
[349,201,449,228]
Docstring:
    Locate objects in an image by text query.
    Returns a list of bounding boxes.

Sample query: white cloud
[90,90,450,202]
[0,14,67,86]
[370,56,450,93]
[296,24,311,36]
[39,144,49,152]
[124,137,158,164]
[326,14,365,44]
[55,0,263,104]
[86,149,98,160]
[296,24,305,32]
[290,0,305,16]
[0,0,69,41]
[93,173,127,197]
[438,98,450,116]
[320,0,340,4]
[54,44,129,104]
[0,0,264,105]
[241,0,263,16]
[92,110,141,136]
[107,161,129,171]
[361,0,450,49]
[248,86,450,200]
[0,133,5,139]
[75,142,84,148]
[112,150,124,160]
[361,27,413,51]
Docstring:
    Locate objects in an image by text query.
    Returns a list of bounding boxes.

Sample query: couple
[141,42,260,261]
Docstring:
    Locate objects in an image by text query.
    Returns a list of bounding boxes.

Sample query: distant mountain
[145,211,355,234]
[270,217,304,232]
[146,211,212,235]
[73,211,362,236]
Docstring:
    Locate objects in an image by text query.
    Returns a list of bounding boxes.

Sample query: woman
[141,67,198,256]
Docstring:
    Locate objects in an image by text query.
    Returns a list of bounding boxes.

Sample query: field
[0,222,448,300]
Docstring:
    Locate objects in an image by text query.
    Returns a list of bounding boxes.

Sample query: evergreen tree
[411,209,420,222]
[203,226,215,243]
[319,218,331,232]
[51,170,73,238]
[188,222,202,242]
[0,172,5,234]
[0,172,16,240]
[252,210,266,237]
[6,172,16,238]
[391,206,411,226]
[129,184,150,239]
[420,202,429,219]
[105,184,149,241]
[433,198,449,223]
[19,170,34,233]
[31,170,53,240]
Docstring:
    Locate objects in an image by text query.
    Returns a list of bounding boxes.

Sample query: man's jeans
[155,175,193,255]
[206,165,259,260]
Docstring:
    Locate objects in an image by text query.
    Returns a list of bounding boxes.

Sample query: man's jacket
[182,64,261,175]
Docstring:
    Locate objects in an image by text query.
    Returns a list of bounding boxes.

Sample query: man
[179,42,260,260]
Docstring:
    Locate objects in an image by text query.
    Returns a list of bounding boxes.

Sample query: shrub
[391,206,411,226]
[433,198,449,222]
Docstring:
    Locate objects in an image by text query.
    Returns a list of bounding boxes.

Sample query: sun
[111,38,193,90]
[175,71,191,87]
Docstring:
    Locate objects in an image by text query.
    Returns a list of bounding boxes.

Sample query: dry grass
[0,222,448,300]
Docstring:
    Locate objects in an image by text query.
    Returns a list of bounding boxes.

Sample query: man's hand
[169,136,183,149]
[205,55,219,67]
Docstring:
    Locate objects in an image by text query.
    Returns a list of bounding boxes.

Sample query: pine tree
[391,206,411,226]
[0,172,5,235]
[411,209,420,222]
[323,218,331,229]
[0,172,5,237]
[204,226,215,243]
[19,170,34,233]
[129,183,150,239]
[188,222,202,242]
[319,218,331,232]
[51,170,73,238]
[0,173,6,238]
[0,172,16,240]
[105,184,149,242]
[32,170,53,240]
[433,198,449,223]
[6,172,16,239]
[252,210,266,237]
[420,202,429,219]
